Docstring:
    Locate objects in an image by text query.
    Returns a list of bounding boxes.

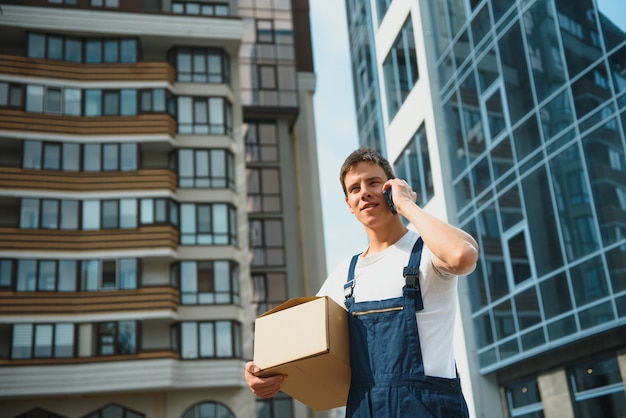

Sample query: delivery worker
[245,147,478,417]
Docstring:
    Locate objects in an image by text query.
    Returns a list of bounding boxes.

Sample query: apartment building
[0,1,326,417]
[344,0,626,417]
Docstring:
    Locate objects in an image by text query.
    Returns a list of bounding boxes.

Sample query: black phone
[383,188,397,214]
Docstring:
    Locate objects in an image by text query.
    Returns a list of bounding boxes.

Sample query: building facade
[345,0,626,417]
[0,1,326,418]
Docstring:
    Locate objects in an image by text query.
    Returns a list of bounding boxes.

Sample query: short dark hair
[339,148,395,196]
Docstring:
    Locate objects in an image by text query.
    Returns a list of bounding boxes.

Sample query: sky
[309,0,368,274]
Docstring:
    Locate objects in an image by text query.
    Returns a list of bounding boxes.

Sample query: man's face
[343,162,391,226]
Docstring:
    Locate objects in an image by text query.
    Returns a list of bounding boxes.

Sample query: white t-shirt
[316,230,459,378]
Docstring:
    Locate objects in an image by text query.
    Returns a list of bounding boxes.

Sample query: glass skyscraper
[345,0,626,417]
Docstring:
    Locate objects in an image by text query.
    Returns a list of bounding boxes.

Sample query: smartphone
[383,188,397,214]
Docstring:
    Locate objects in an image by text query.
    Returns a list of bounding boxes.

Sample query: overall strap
[403,237,424,311]
[344,252,362,302]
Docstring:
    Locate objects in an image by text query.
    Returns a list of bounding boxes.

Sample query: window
[82,403,144,418]
[393,124,433,208]
[252,272,287,315]
[139,198,178,225]
[173,47,230,83]
[11,323,75,359]
[0,81,23,107]
[247,167,282,212]
[182,402,235,418]
[0,259,13,288]
[505,376,544,417]
[25,85,81,116]
[80,259,138,291]
[507,229,532,285]
[90,0,120,8]
[97,321,136,355]
[81,199,138,230]
[176,148,235,189]
[244,120,279,162]
[20,198,79,230]
[28,33,136,63]
[172,2,229,16]
[249,219,285,266]
[179,203,237,245]
[383,15,419,120]
[84,89,137,116]
[257,20,274,43]
[175,260,239,305]
[178,321,241,359]
[256,393,294,418]
[177,96,232,135]
[569,354,626,417]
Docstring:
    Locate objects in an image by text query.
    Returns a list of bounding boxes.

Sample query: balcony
[0,226,180,252]
[0,286,180,316]
[0,167,177,193]
[0,109,176,138]
[0,54,175,83]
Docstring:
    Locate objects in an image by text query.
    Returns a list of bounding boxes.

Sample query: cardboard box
[253,296,351,411]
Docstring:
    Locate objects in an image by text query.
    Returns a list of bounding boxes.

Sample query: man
[245,148,478,417]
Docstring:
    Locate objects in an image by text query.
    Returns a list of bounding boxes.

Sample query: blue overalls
[343,237,469,418]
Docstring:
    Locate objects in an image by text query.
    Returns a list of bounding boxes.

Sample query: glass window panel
[40,199,59,229]
[46,88,62,113]
[59,200,78,230]
[606,245,626,293]
[103,91,119,115]
[23,141,42,169]
[153,89,165,112]
[120,143,137,171]
[555,0,602,79]
[0,82,7,106]
[199,322,215,357]
[58,260,77,291]
[102,143,119,171]
[494,299,516,339]
[84,144,101,172]
[119,258,137,289]
[55,324,74,358]
[64,88,82,116]
[101,200,119,228]
[499,22,534,124]
[28,33,46,58]
[17,260,37,291]
[181,322,198,359]
[82,200,101,230]
[578,301,614,329]
[120,89,137,115]
[523,0,567,103]
[0,260,12,288]
[37,260,56,291]
[12,324,33,359]
[180,261,198,293]
[45,36,63,60]
[43,143,61,170]
[81,259,99,291]
[26,85,44,112]
[215,321,232,357]
[34,324,53,357]
[84,90,102,116]
[119,199,137,228]
[20,198,40,229]
[547,315,577,340]
[154,199,167,223]
[65,37,82,62]
[104,39,119,62]
[117,321,136,354]
[539,273,572,318]
[570,256,609,307]
[85,39,102,63]
[141,199,154,224]
[120,39,137,63]
[522,167,564,276]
